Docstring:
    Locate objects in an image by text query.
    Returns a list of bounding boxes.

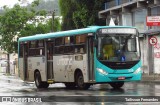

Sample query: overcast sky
[0,0,34,8]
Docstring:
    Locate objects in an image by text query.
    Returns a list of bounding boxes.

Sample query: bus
[18,26,142,89]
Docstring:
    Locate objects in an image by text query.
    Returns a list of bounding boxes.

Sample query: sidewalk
[0,72,23,84]
[141,74,160,83]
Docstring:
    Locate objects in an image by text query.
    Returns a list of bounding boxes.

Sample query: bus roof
[19,26,136,42]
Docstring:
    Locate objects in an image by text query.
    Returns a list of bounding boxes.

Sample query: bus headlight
[134,68,141,74]
[97,68,108,75]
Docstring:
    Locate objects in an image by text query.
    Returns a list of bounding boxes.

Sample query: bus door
[46,41,54,80]
[87,35,95,81]
[23,43,28,80]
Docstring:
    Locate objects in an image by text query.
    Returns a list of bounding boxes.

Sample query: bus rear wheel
[76,72,90,90]
[42,82,49,88]
[109,82,124,89]
[34,71,49,88]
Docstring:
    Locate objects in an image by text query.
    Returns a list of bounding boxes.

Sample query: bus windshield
[97,34,140,62]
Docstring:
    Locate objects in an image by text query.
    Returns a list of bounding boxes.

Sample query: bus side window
[76,35,86,44]
[55,37,64,46]
[75,34,86,53]
[38,40,45,55]
[64,46,74,54]
[30,41,37,48]
[55,37,64,55]
[64,36,74,54]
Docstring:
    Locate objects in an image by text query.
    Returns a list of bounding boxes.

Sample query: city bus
[18,26,142,89]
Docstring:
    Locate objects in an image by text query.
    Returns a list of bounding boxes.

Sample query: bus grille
[99,61,139,70]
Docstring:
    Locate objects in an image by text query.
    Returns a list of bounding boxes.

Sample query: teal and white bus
[18,26,142,89]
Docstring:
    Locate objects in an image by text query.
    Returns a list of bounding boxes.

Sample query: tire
[64,83,76,89]
[109,82,124,89]
[34,71,49,88]
[42,82,49,88]
[76,72,90,90]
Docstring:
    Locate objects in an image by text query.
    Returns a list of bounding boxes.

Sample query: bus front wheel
[109,82,124,89]
[76,72,90,90]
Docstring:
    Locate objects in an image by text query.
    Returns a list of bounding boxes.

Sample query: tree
[59,0,106,30]
[53,17,61,32]
[0,4,34,53]
[0,4,32,74]
[0,0,52,74]
[59,0,76,30]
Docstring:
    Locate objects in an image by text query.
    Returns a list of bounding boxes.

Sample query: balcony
[99,0,149,18]
[105,0,133,9]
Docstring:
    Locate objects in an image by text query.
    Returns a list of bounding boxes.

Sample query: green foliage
[73,0,106,29]
[31,0,40,7]
[47,17,61,32]
[59,0,106,30]
[0,0,54,53]
[0,4,35,53]
[53,17,61,32]
[59,0,76,30]
[28,0,60,16]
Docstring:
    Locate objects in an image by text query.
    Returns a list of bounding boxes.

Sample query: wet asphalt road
[0,73,160,105]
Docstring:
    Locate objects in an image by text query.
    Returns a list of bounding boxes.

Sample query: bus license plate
[118,77,125,80]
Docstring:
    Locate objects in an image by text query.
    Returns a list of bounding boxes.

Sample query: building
[99,0,160,74]
[0,50,17,75]
[0,32,18,75]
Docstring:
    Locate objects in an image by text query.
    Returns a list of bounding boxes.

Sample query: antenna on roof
[109,18,115,26]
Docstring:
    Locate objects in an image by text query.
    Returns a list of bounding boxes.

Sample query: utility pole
[51,11,55,32]
[6,53,10,75]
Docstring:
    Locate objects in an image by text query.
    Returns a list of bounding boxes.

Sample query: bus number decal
[57,57,73,65]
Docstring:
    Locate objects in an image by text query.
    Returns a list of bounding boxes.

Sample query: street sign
[149,36,158,46]
[146,16,160,26]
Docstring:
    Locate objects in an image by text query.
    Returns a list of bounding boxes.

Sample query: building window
[122,13,132,26]
[151,6,160,29]
[133,9,147,33]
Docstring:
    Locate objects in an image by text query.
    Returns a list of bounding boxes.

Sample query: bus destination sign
[99,28,136,34]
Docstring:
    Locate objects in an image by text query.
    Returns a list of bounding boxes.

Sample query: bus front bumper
[95,72,142,83]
